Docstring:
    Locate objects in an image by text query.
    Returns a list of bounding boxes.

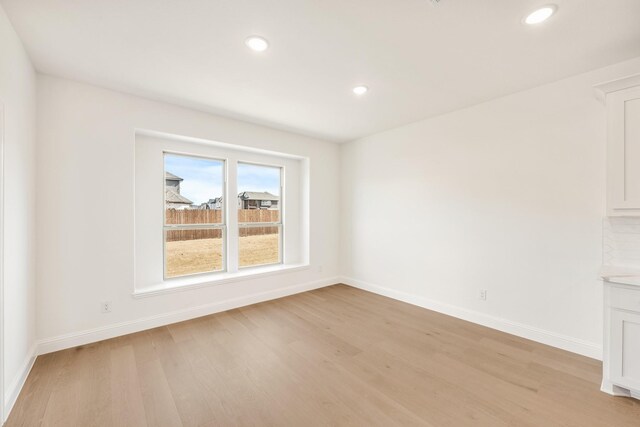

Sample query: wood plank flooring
[6,284,640,426]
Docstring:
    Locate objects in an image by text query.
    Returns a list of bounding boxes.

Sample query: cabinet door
[608,86,640,215]
[610,309,640,391]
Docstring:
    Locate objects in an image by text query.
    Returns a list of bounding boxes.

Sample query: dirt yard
[165,233,279,277]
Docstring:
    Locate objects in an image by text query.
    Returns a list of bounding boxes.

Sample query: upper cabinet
[596,74,640,216]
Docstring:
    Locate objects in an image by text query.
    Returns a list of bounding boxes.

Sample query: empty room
[2,0,640,425]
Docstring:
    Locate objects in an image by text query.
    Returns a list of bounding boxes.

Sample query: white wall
[0,4,37,419]
[36,75,340,351]
[341,57,640,359]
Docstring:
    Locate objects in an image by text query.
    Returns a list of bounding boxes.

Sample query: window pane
[165,154,224,224]
[237,163,281,223]
[165,228,223,278]
[239,226,280,268]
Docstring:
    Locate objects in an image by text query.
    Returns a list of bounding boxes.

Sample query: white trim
[0,103,4,424]
[38,276,338,355]
[341,276,602,360]
[594,73,640,103]
[601,379,633,397]
[3,343,36,423]
[134,264,310,298]
[135,128,306,160]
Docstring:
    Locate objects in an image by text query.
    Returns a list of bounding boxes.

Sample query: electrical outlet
[318,265,324,273]
[101,301,112,313]
[479,290,487,301]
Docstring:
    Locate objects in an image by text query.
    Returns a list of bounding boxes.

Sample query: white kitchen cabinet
[602,279,640,399]
[610,310,640,392]
[595,74,640,216]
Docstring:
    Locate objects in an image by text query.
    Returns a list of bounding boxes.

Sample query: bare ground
[166,234,279,277]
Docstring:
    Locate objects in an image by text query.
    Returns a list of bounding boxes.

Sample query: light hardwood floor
[6,284,640,426]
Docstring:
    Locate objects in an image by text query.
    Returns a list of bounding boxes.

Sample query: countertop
[601,266,640,287]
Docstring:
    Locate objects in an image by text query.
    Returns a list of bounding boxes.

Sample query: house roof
[165,188,192,205]
[238,191,279,201]
[165,171,183,181]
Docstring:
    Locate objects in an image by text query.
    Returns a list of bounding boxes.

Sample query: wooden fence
[165,209,279,242]
[165,209,222,225]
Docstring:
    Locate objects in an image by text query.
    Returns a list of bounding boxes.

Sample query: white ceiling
[2,0,640,142]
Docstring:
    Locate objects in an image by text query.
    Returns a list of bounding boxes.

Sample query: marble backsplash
[603,217,640,268]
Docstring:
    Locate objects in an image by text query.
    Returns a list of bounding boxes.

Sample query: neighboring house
[238,191,279,210]
[199,197,223,210]
[165,171,182,192]
[165,171,193,209]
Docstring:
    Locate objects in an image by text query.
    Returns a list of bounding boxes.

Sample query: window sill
[132,263,310,298]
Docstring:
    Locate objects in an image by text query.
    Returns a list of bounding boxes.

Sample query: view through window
[163,155,283,278]
[164,153,225,278]
[238,162,282,268]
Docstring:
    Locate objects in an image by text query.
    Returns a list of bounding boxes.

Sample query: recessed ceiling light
[245,36,269,52]
[353,85,368,95]
[523,5,557,25]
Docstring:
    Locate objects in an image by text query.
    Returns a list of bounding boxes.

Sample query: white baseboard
[341,276,602,360]
[4,342,37,423]
[37,276,339,355]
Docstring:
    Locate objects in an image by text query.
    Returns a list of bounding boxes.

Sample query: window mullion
[227,160,239,273]
[164,224,224,230]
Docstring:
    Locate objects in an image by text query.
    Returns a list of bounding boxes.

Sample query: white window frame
[134,130,309,297]
[162,151,227,280]
[0,104,5,423]
[237,161,284,269]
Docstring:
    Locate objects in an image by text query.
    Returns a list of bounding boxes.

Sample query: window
[162,155,284,278]
[163,153,225,278]
[238,162,282,268]
[135,131,307,294]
